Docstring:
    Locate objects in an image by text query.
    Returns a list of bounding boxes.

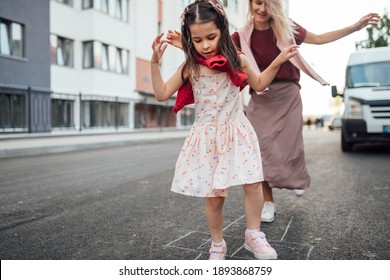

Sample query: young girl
[150,0,297,260]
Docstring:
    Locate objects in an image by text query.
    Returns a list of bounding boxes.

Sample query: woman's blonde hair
[247,0,297,41]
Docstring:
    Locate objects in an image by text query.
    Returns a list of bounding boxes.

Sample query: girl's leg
[205,197,225,242]
[243,182,277,260]
[243,182,263,229]
[206,197,227,260]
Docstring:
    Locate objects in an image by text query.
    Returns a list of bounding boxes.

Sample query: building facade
[0,0,51,133]
[0,0,254,135]
[50,0,136,132]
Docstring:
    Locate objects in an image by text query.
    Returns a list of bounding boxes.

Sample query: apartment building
[0,0,51,133]
[0,0,252,135]
[50,0,137,132]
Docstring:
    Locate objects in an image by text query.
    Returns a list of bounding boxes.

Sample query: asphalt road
[0,129,389,260]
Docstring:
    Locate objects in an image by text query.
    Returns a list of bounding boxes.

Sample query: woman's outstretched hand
[354,13,381,31]
[151,33,168,64]
[166,29,183,49]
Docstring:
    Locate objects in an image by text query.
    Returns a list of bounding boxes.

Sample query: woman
[230,0,379,222]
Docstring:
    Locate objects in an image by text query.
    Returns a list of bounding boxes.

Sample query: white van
[332,46,390,151]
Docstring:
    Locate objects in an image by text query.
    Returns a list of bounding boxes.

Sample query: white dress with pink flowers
[171,72,264,197]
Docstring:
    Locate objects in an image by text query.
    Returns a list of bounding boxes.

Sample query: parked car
[329,117,342,130]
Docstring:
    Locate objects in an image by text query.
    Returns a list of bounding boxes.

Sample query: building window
[180,107,195,127]
[121,49,128,74]
[51,99,75,128]
[55,0,73,6]
[181,0,191,7]
[50,35,74,67]
[101,0,109,13]
[83,0,128,22]
[101,44,109,70]
[121,0,128,22]
[223,0,238,12]
[0,18,24,58]
[83,41,93,68]
[0,93,26,132]
[229,23,237,34]
[82,100,129,128]
[108,45,116,72]
[83,41,129,74]
[82,0,91,8]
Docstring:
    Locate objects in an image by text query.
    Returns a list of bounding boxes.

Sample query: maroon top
[231,22,307,83]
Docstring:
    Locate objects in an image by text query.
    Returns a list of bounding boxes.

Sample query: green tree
[356,10,390,49]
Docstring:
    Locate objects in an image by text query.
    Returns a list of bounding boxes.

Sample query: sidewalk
[0,128,189,158]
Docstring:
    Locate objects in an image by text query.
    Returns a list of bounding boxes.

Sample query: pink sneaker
[209,241,227,260]
[245,231,277,260]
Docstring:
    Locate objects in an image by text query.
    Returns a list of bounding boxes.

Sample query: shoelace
[252,234,270,247]
[210,246,225,253]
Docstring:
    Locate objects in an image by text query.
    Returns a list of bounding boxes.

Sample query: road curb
[0,132,188,159]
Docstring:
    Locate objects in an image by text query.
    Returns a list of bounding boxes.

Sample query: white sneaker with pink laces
[245,231,277,260]
[209,240,227,260]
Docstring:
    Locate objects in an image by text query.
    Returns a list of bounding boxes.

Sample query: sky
[288,0,389,116]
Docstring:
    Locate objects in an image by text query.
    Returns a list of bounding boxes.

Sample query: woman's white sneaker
[261,201,276,223]
[294,189,305,196]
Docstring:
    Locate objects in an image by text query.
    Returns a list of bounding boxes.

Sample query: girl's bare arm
[242,45,298,92]
[150,33,186,101]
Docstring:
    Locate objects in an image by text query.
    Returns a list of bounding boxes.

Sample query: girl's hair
[247,0,297,41]
[180,0,241,80]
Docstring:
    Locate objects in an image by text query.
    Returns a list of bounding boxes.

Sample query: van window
[346,61,390,88]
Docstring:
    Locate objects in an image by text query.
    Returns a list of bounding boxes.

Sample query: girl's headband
[180,1,225,26]
[180,6,189,26]
[209,1,225,16]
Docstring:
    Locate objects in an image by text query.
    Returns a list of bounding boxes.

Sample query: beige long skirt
[246,82,310,190]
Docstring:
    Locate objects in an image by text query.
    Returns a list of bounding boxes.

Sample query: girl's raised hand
[166,29,183,49]
[276,45,299,64]
[151,33,168,64]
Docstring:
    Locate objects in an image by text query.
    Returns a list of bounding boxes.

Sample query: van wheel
[341,131,353,152]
